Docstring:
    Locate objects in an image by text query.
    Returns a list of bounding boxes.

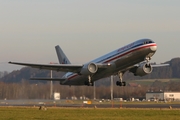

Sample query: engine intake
[130,63,153,76]
[80,63,98,75]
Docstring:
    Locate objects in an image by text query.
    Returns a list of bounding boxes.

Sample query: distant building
[146,92,180,101]
[54,92,60,100]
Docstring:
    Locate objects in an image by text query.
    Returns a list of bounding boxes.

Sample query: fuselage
[61,39,157,85]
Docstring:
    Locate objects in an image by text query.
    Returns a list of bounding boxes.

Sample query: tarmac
[0,99,180,109]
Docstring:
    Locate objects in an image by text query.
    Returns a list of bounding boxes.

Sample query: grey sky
[0,0,180,71]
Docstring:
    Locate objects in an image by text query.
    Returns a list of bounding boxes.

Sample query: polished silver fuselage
[62,39,157,85]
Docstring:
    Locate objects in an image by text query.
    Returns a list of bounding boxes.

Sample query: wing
[121,63,169,74]
[132,62,169,68]
[9,61,83,73]
[30,77,66,81]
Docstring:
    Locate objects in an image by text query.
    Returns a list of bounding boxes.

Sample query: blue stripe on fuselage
[94,43,143,63]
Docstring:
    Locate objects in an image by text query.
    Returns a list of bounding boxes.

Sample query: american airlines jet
[9,39,168,86]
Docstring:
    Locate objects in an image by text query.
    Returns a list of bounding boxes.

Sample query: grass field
[0,107,180,120]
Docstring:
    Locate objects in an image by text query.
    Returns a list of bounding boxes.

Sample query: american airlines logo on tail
[62,58,68,64]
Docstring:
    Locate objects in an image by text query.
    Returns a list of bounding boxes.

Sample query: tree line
[0,79,180,100]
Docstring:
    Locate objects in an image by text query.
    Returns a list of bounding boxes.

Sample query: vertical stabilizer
[55,45,71,64]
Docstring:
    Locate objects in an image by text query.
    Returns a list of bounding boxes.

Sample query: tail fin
[55,45,71,64]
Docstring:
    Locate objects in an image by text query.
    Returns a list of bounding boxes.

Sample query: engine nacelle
[80,63,98,75]
[130,63,153,76]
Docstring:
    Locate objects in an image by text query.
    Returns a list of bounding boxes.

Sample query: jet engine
[130,63,153,76]
[80,63,98,75]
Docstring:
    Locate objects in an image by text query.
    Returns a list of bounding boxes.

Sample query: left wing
[30,77,66,81]
[9,61,83,73]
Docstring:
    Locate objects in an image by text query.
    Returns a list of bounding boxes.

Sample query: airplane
[9,38,168,86]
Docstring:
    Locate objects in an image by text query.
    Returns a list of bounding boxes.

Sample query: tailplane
[55,45,71,64]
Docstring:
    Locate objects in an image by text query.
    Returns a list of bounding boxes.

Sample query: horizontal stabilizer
[30,77,66,81]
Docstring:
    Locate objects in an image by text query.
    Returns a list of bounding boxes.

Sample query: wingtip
[8,61,12,64]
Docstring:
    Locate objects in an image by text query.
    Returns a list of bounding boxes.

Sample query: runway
[80,104,180,109]
[0,100,180,109]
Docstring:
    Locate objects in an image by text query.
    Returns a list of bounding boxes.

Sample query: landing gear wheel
[89,82,94,86]
[122,82,126,86]
[84,81,88,86]
[116,81,120,86]
[87,82,93,86]
[116,81,126,86]
[84,81,93,86]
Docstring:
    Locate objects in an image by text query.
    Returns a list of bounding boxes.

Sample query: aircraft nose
[150,45,157,52]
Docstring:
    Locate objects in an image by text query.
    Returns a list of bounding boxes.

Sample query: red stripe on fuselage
[68,74,78,80]
[68,43,157,80]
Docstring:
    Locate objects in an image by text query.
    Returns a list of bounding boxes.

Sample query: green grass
[0,107,180,120]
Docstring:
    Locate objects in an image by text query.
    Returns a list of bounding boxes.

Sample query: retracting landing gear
[116,72,126,86]
[145,57,151,64]
[84,75,94,86]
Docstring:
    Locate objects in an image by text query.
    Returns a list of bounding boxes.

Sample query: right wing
[9,61,83,73]
[151,64,169,67]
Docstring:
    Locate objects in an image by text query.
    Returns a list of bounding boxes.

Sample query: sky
[0,0,180,72]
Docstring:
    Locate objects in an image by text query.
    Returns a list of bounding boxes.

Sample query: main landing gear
[116,72,126,86]
[84,75,94,86]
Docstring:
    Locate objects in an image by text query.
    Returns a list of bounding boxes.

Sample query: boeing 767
[9,38,168,86]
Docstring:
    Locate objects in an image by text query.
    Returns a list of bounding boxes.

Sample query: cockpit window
[148,41,153,43]
[143,40,153,44]
[144,41,147,44]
